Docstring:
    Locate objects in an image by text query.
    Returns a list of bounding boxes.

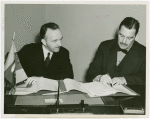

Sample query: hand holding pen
[100,73,112,86]
[106,73,113,87]
[112,77,126,86]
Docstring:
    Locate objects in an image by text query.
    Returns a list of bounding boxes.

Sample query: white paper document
[14,78,138,96]
[81,82,137,97]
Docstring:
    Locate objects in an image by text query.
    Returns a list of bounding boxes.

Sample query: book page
[81,82,117,97]
[14,77,58,95]
[113,85,137,95]
[36,77,58,92]
[63,79,87,93]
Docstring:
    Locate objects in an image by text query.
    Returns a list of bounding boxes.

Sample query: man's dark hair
[40,22,60,39]
[119,17,140,35]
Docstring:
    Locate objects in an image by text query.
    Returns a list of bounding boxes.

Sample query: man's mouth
[120,43,127,47]
[56,47,60,49]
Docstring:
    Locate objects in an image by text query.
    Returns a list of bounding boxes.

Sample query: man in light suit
[86,17,146,86]
[18,22,74,84]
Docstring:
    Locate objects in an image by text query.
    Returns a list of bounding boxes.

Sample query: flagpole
[12,32,16,93]
[12,32,15,41]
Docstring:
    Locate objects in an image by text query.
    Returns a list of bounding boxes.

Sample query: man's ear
[135,33,139,41]
[41,39,46,46]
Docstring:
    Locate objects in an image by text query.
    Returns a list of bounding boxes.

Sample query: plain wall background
[5,4,146,82]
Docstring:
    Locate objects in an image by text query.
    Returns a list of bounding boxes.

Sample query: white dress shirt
[116,51,126,66]
[116,42,133,66]
[42,45,53,60]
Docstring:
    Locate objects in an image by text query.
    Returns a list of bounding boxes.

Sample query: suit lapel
[121,42,141,74]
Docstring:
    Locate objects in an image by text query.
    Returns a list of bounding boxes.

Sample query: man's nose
[122,37,127,44]
[58,40,62,46]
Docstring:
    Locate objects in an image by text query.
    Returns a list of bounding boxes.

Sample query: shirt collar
[42,45,53,60]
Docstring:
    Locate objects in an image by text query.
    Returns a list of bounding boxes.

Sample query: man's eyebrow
[52,37,63,41]
[52,39,58,41]
[128,36,134,38]
[119,32,123,35]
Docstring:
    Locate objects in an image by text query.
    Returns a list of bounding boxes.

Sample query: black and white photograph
[2,1,148,118]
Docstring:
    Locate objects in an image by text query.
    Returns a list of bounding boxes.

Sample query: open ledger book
[15,77,138,97]
[14,77,87,95]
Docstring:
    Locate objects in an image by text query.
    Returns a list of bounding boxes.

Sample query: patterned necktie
[45,52,50,69]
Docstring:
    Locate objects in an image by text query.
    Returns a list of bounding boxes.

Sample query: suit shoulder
[18,43,41,54]
[98,39,116,49]
[59,47,69,53]
[101,39,115,44]
[100,39,116,46]
[20,43,39,50]
[136,41,146,50]
[135,41,146,56]
[57,47,70,58]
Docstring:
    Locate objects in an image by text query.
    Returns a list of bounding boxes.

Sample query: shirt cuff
[122,76,127,85]
[93,75,102,82]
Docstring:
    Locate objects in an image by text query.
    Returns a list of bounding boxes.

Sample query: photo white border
[1,1,149,118]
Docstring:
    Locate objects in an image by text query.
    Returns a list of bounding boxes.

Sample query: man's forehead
[119,25,136,37]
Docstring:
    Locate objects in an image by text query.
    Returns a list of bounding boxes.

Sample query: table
[4,85,145,114]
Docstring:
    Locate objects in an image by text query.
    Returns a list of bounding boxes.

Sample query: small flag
[4,40,16,87]
[4,33,28,87]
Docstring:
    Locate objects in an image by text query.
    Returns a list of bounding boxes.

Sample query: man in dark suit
[86,17,146,86]
[18,22,74,84]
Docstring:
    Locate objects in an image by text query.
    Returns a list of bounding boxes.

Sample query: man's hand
[100,74,112,85]
[9,87,16,95]
[112,77,127,86]
[26,77,38,85]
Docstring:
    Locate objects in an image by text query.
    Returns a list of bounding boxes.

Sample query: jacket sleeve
[86,43,105,82]
[124,59,146,85]
[61,50,74,79]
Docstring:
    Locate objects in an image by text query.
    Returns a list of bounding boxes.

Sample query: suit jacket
[86,39,146,85]
[17,43,74,80]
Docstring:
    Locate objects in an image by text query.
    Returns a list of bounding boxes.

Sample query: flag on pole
[4,32,28,88]
[4,40,16,87]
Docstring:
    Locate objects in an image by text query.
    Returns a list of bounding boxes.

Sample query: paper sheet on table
[81,82,116,97]
[113,85,137,95]
[81,82,137,97]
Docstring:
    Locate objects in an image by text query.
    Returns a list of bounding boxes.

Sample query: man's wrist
[93,75,102,82]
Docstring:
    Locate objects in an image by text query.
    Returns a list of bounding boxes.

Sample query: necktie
[45,52,50,69]
[117,47,128,54]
